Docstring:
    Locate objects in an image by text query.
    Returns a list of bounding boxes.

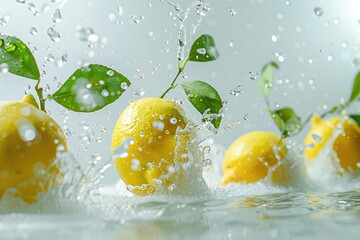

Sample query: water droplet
[108,13,116,22]
[21,107,31,116]
[24,85,31,94]
[107,70,114,76]
[91,153,102,162]
[196,48,206,55]
[0,15,10,25]
[0,63,9,73]
[5,43,16,52]
[16,119,37,142]
[243,113,249,120]
[47,27,61,42]
[228,8,237,16]
[170,117,178,124]
[229,85,244,96]
[131,159,141,171]
[52,8,62,23]
[249,72,258,81]
[118,6,123,15]
[46,53,55,62]
[314,7,324,17]
[43,84,50,92]
[101,89,109,97]
[134,88,145,96]
[121,82,128,90]
[30,27,38,35]
[327,54,334,62]
[76,26,95,41]
[311,134,322,142]
[334,18,340,24]
[152,121,165,131]
[271,34,278,42]
[16,0,26,3]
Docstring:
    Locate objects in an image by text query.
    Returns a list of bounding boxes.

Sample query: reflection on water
[1,190,360,240]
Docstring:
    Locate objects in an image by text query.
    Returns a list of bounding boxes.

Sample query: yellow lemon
[0,94,67,204]
[111,98,191,195]
[304,115,360,172]
[221,131,289,185]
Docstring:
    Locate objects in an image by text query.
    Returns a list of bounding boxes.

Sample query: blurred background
[1,0,360,184]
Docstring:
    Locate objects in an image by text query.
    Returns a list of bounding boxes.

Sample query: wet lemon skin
[221,131,289,185]
[111,98,190,195]
[304,115,360,172]
[0,95,67,204]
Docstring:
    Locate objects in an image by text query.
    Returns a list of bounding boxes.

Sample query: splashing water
[165,0,210,61]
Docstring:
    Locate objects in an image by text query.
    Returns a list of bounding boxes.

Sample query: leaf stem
[160,58,189,98]
[35,81,46,112]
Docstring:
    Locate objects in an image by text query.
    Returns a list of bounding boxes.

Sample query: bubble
[16,0,26,3]
[43,84,50,92]
[314,7,324,17]
[327,54,334,62]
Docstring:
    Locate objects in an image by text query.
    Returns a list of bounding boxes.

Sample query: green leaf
[180,80,223,129]
[0,35,40,80]
[349,72,360,103]
[52,64,131,112]
[257,62,279,99]
[349,115,360,127]
[188,34,219,62]
[272,107,301,138]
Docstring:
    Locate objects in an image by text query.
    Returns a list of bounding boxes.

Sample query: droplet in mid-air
[47,27,61,42]
[52,8,62,23]
[30,27,38,35]
[314,7,324,17]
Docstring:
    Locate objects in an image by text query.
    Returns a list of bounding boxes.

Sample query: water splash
[165,0,210,61]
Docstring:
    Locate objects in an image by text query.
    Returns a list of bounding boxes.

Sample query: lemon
[304,115,360,172]
[221,131,289,185]
[0,94,67,204]
[111,98,191,195]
